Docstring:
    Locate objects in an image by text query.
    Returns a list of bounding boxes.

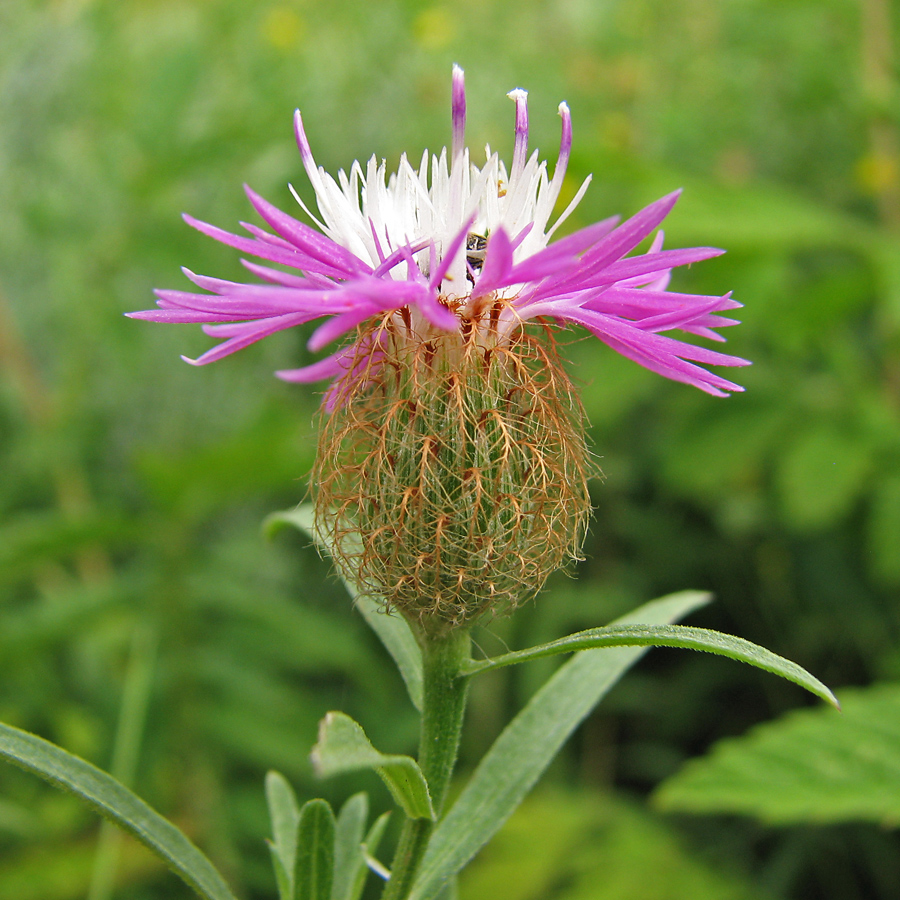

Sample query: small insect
[466,232,488,283]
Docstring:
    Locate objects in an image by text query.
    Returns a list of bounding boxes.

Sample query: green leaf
[270,850,292,900]
[0,721,238,900]
[434,878,459,900]
[331,793,368,900]
[270,854,292,900]
[312,712,434,820]
[408,590,712,900]
[655,683,900,825]
[462,623,837,707]
[352,599,424,713]
[265,505,424,711]
[296,799,336,900]
[266,771,300,900]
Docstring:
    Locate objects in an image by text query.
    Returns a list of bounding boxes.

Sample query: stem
[382,627,471,900]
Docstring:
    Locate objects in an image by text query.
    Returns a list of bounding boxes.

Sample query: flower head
[130,65,748,407]
[132,68,749,631]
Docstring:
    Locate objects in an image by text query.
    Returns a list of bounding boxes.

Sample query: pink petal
[244,185,371,276]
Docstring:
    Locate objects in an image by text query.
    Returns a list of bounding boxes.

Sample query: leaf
[408,590,712,900]
[266,771,301,864]
[312,712,434,821]
[0,721,238,900]
[266,771,300,900]
[270,854,292,900]
[352,600,424,713]
[654,683,900,826]
[462,623,837,707]
[296,799,336,900]
[434,878,459,900]
[331,793,368,900]
[265,505,424,711]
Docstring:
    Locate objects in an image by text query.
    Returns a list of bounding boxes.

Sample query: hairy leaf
[0,722,238,900]
[462,623,836,706]
[296,799,335,900]
[332,793,368,900]
[312,712,434,820]
[266,771,300,900]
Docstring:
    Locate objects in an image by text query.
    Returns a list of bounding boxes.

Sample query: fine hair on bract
[313,302,595,634]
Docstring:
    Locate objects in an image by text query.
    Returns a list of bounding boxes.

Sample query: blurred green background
[2,0,900,897]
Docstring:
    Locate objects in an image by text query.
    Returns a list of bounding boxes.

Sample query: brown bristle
[313,313,596,634]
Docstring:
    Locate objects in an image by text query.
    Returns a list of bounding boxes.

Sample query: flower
[130,66,748,408]
[132,68,750,630]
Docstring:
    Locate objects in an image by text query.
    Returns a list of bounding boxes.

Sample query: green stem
[382,627,471,900]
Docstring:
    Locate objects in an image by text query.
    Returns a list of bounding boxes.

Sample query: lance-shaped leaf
[266,771,301,900]
[408,590,711,900]
[296,799,335,900]
[312,712,434,820]
[265,505,423,711]
[332,792,369,900]
[462,623,837,707]
[0,721,238,900]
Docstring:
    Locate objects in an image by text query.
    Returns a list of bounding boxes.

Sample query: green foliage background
[1,0,899,897]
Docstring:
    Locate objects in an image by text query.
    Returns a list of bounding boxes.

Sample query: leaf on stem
[296,799,336,900]
[0,721,239,900]
[270,850,292,900]
[312,712,435,821]
[408,590,712,900]
[462,623,837,707]
[266,771,301,900]
[265,505,424,711]
[332,792,369,900]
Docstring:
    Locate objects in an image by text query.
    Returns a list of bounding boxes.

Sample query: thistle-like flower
[131,67,748,631]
